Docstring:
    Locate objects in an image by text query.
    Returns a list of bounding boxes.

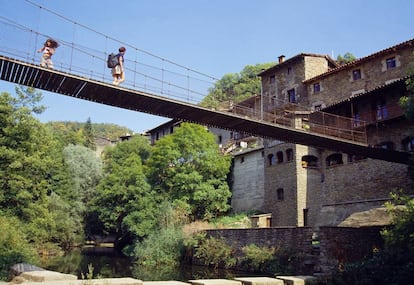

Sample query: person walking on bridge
[112,46,126,85]
[37,38,59,69]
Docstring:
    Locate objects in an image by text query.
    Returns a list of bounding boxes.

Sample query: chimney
[278,55,285,63]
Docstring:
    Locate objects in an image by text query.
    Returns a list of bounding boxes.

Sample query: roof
[258,53,338,76]
[304,38,414,83]
[145,119,180,133]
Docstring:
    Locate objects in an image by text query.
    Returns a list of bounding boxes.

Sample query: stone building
[146,38,414,229]
[257,38,414,228]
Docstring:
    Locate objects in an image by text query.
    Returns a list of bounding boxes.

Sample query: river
[39,247,261,282]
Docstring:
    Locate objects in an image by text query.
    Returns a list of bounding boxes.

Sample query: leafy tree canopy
[200,63,275,109]
[336,52,357,65]
[146,123,232,220]
[92,136,158,247]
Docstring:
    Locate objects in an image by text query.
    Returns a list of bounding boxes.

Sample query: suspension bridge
[0,1,411,164]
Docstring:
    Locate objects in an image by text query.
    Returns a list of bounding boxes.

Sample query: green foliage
[336,52,357,65]
[194,236,236,269]
[133,227,184,266]
[146,123,232,220]
[241,244,276,272]
[83,117,96,150]
[92,137,158,245]
[211,213,251,228]
[0,87,87,251]
[382,192,414,260]
[200,63,275,109]
[46,121,133,147]
[0,215,38,281]
[334,192,414,284]
[62,144,103,206]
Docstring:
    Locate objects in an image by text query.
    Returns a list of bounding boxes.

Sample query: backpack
[107,53,119,68]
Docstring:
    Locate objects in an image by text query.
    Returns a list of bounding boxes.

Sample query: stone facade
[257,39,414,228]
[231,147,265,212]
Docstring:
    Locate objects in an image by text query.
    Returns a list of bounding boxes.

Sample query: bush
[194,236,236,269]
[0,215,38,281]
[133,226,184,266]
[241,244,276,272]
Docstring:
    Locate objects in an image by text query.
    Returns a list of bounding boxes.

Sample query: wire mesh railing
[0,1,369,144]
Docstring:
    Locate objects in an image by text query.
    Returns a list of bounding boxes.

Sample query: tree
[92,136,158,247]
[146,123,232,220]
[83,117,96,150]
[336,52,357,65]
[200,63,275,109]
[0,86,81,247]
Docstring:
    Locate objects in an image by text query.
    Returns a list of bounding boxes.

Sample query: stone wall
[306,45,414,108]
[317,226,384,274]
[232,147,265,212]
[204,226,385,275]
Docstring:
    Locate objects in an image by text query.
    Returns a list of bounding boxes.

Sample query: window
[277,151,284,163]
[402,137,414,152]
[240,156,245,163]
[386,57,396,69]
[326,153,343,167]
[287,67,292,75]
[218,135,223,144]
[288,88,296,103]
[170,126,174,134]
[302,155,318,168]
[286,148,293,161]
[313,83,320,93]
[353,112,362,127]
[303,208,309,227]
[374,100,388,120]
[267,154,275,166]
[277,188,284,201]
[352,69,361,80]
[269,75,276,84]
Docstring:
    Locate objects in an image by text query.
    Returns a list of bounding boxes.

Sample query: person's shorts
[112,65,121,75]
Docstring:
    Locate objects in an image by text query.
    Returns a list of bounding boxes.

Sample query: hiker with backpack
[108,46,126,85]
[37,38,59,69]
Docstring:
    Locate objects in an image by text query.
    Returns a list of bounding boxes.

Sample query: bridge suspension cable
[0,0,219,104]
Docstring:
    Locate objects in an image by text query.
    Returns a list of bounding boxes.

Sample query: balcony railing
[230,104,368,144]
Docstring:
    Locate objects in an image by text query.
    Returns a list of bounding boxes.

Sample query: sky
[0,0,413,134]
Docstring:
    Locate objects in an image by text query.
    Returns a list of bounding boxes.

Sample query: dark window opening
[373,100,388,120]
[386,57,396,69]
[326,153,343,167]
[302,155,318,168]
[303,208,309,227]
[240,156,245,163]
[402,137,414,152]
[277,188,284,201]
[268,154,275,166]
[270,75,276,84]
[218,135,223,144]
[352,69,361,80]
[313,83,320,93]
[277,151,284,163]
[288,89,296,103]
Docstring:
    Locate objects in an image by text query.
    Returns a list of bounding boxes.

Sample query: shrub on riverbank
[0,215,38,280]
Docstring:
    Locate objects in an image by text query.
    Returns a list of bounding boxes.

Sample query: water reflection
[40,247,263,282]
